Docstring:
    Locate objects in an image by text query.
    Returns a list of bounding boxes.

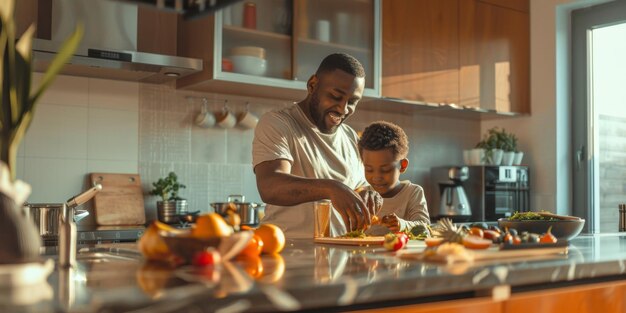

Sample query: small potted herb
[150,172,188,223]
[473,127,521,165]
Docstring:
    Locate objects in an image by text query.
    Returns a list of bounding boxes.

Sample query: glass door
[219,0,293,80]
[293,0,379,93]
[572,1,626,233]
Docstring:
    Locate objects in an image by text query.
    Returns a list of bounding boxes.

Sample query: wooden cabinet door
[382,0,460,104]
[349,297,502,313]
[477,0,529,13]
[459,0,529,113]
[504,280,626,313]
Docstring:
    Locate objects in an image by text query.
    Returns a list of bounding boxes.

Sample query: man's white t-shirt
[366,180,430,235]
[252,104,367,238]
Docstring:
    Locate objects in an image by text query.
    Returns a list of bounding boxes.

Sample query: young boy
[358,121,430,234]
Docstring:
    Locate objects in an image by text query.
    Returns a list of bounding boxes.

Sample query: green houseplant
[150,172,188,223]
[1,0,83,181]
[475,127,519,165]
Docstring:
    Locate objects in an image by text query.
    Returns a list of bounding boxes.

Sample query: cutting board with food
[90,173,146,226]
[397,242,568,264]
[314,236,385,246]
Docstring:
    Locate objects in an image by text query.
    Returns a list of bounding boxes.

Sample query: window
[572,1,626,233]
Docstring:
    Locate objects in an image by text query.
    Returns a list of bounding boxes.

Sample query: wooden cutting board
[90,173,146,226]
[314,236,385,246]
[397,245,568,263]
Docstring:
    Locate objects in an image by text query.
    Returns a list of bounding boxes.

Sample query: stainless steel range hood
[32,0,202,84]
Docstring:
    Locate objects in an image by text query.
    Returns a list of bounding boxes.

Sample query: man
[253,53,381,238]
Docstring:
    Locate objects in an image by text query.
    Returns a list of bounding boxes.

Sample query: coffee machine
[433,166,472,222]
[431,165,530,222]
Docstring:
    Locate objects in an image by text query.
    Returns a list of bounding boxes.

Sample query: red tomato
[383,233,407,251]
[483,230,500,241]
[462,235,492,250]
[192,248,221,267]
[395,232,409,246]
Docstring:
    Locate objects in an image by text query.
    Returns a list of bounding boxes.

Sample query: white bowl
[230,55,267,76]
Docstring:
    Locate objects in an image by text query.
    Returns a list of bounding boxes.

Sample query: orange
[192,213,234,239]
[238,234,264,258]
[258,253,285,283]
[138,221,177,261]
[237,254,263,279]
[254,224,285,254]
[136,262,174,298]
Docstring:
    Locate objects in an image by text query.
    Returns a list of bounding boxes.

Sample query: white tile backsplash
[190,123,228,164]
[33,74,89,107]
[23,157,89,203]
[87,159,138,173]
[23,103,89,159]
[139,110,190,163]
[88,108,139,160]
[89,78,139,111]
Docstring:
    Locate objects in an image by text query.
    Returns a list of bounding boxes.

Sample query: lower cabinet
[349,297,502,313]
[349,279,626,313]
[504,280,626,313]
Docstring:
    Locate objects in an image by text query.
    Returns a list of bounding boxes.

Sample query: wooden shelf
[222,25,291,43]
[359,97,527,120]
[297,38,370,54]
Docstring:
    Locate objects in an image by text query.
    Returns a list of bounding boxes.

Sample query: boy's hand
[382,213,401,232]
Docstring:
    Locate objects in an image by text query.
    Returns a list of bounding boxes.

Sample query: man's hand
[382,213,400,232]
[357,188,383,223]
[328,182,371,231]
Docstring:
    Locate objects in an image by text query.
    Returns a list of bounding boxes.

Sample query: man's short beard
[309,92,328,133]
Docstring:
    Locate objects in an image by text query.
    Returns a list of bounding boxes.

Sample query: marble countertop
[5,234,626,312]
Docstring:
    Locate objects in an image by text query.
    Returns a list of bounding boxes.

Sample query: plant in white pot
[485,127,519,166]
[476,127,505,165]
[150,172,188,224]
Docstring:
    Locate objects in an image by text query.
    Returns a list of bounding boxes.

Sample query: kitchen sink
[41,244,143,264]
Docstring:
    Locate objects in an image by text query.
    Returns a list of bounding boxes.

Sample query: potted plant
[475,127,503,165]
[476,127,522,166]
[150,172,188,223]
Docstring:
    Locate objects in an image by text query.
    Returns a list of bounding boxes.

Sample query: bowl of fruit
[498,211,585,241]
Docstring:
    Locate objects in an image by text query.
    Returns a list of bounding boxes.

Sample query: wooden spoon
[537,211,581,221]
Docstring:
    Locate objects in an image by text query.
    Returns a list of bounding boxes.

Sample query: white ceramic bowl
[230,55,267,76]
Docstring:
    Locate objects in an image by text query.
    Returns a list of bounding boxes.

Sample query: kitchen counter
[5,234,626,312]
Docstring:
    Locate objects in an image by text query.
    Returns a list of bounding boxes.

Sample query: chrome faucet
[58,203,76,268]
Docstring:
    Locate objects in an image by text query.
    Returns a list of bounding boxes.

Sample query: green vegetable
[341,229,366,238]
[509,211,558,221]
[407,223,430,240]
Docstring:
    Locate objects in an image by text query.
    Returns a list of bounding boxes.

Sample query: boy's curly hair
[358,121,409,159]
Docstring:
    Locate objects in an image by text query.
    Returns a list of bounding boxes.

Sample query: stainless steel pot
[26,184,101,240]
[211,195,262,226]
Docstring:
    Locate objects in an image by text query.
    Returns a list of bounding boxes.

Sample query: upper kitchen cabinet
[380,0,529,116]
[459,0,530,113]
[381,0,460,105]
[176,0,381,99]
